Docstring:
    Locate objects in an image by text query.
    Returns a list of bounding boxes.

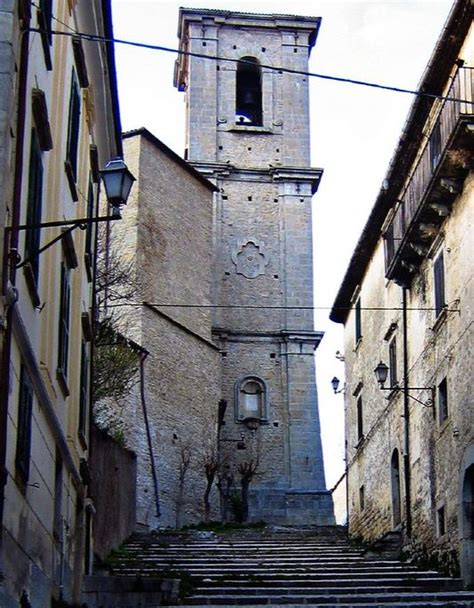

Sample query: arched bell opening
[236,56,263,126]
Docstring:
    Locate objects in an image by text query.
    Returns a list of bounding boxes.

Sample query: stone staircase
[100,526,474,607]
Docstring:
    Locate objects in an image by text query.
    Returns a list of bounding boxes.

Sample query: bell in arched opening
[236,57,263,125]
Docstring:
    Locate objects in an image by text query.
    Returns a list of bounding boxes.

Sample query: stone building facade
[330,0,473,587]
[175,8,334,524]
[0,1,123,606]
[103,129,221,530]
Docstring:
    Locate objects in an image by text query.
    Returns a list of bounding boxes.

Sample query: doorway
[460,461,474,589]
[391,449,402,528]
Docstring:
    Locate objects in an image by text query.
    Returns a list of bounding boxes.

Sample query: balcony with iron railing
[384,67,474,286]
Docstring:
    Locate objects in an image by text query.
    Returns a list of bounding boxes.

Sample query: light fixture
[99,157,136,215]
[8,157,135,269]
[331,376,345,394]
[374,361,389,387]
[374,359,434,407]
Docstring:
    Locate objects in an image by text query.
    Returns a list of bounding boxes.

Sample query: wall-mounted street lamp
[99,157,135,215]
[374,360,434,407]
[8,157,135,270]
[331,376,346,394]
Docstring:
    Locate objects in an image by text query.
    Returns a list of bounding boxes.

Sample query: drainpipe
[139,352,161,518]
[0,13,31,541]
[402,287,412,538]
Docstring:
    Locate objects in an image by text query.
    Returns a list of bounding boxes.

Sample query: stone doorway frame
[391,448,402,529]
[459,443,474,589]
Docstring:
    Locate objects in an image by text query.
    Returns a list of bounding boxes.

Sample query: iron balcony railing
[385,67,474,273]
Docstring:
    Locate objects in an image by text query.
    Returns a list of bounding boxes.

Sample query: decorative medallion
[231,238,269,279]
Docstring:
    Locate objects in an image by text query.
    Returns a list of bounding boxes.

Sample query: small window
[66,70,81,183]
[433,252,446,317]
[437,505,446,537]
[388,337,398,388]
[438,377,448,424]
[25,129,44,285]
[359,485,365,511]
[57,263,71,391]
[355,298,362,343]
[235,376,267,423]
[356,396,363,441]
[15,366,34,485]
[236,57,262,126]
[78,341,89,444]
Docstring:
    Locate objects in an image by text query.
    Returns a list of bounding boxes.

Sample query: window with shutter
[25,129,44,285]
[434,252,446,317]
[356,396,363,441]
[15,366,34,485]
[355,297,362,343]
[38,0,53,69]
[438,377,448,424]
[66,71,81,184]
[78,341,89,444]
[57,263,71,392]
[389,337,398,388]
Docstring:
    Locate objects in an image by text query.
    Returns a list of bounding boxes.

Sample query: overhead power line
[28,27,473,105]
[103,301,461,314]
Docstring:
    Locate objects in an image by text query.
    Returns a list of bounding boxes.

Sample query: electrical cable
[27,25,474,106]
[102,301,461,313]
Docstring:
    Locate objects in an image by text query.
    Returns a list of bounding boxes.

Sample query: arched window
[235,376,267,423]
[236,57,262,126]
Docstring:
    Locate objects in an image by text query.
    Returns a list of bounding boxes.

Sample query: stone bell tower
[175,8,334,524]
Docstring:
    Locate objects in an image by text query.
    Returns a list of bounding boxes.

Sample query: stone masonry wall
[108,132,221,530]
[345,173,473,576]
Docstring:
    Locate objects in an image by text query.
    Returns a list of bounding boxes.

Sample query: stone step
[110,565,442,577]
[196,573,455,583]
[111,558,384,568]
[180,599,474,608]
[109,560,430,571]
[182,591,474,605]
[192,581,461,597]
[126,539,353,545]
[124,547,359,556]
[194,577,462,590]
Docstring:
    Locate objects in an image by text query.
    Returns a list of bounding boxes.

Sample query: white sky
[111,0,453,488]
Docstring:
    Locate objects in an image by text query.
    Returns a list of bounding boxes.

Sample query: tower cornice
[190,161,323,192]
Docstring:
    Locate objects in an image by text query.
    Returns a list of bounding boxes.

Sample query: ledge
[227,123,273,134]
